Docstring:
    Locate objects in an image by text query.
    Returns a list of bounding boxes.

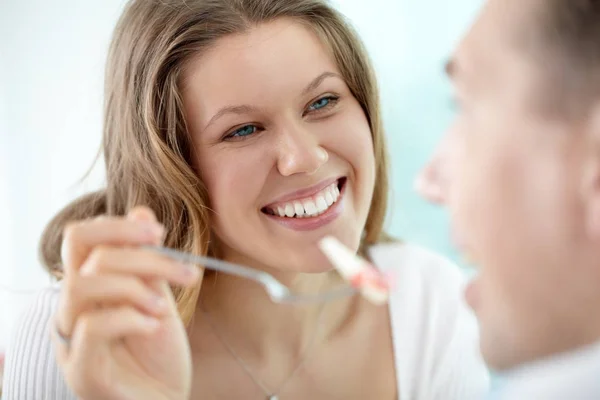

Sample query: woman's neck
[191,259,357,362]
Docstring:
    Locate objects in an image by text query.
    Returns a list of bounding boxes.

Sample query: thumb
[127,206,158,223]
[127,206,175,303]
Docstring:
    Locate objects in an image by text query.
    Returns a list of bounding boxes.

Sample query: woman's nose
[276,126,328,176]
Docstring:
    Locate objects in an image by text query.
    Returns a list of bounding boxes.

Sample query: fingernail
[143,222,164,239]
[148,295,167,311]
[159,228,167,245]
[179,263,199,280]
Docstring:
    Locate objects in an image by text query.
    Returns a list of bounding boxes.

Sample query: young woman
[3,1,488,399]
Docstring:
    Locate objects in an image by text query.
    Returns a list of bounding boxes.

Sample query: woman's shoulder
[3,284,76,399]
[370,241,473,337]
[23,283,61,312]
[6,284,60,355]
[371,241,489,399]
[13,285,62,333]
[371,240,472,324]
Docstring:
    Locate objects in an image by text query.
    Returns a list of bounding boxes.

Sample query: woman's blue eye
[229,125,257,138]
[309,97,334,111]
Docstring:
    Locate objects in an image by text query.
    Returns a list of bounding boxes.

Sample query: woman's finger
[127,206,161,225]
[73,306,161,345]
[56,306,162,399]
[79,246,199,285]
[55,274,170,336]
[60,211,164,275]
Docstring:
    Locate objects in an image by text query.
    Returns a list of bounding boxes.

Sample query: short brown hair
[531,0,600,115]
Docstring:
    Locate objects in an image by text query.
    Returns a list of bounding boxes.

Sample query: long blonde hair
[40,0,391,324]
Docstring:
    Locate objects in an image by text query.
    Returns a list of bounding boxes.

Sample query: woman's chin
[277,256,336,274]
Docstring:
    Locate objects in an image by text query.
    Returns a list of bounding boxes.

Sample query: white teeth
[316,196,328,213]
[303,200,318,216]
[285,204,295,217]
[325,191,334,206]
[268,180,343,218]
[294,202,304,217]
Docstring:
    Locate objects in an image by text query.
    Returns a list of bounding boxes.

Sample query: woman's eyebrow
[302,71,342,96]
[203,71,342,131]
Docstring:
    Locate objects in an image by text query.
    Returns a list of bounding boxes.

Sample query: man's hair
[533,0,600,115]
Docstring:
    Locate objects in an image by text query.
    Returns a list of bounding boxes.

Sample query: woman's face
[182,19,376,273]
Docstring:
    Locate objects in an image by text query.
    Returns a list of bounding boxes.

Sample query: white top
[489,341,600,400]
[2,242,489,399]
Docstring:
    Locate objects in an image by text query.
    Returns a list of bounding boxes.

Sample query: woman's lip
[263,180,346,231]
[263,176,343,207]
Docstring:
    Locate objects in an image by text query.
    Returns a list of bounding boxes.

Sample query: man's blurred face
[417,0,600,370]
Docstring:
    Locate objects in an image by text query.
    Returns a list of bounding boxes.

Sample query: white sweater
[3,243,489,399]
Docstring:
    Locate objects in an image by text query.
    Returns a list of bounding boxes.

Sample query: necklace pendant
[268,396,279,400]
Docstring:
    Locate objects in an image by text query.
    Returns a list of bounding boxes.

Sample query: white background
[0,0,480,350]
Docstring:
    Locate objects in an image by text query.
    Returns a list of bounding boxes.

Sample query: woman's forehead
[181,20,343,124]
[184,20,338,85]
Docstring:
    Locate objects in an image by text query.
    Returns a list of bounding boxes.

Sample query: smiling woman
[3,1,488,399]
[183,20,377,273]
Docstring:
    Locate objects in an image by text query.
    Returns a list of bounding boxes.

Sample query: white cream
[318,236,390,305]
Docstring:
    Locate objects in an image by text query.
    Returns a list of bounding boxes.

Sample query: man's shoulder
[499,342,600,400]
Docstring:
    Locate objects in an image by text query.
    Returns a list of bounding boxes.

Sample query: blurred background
[0,0,481,350]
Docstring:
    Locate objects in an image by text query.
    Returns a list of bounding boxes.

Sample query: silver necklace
[201,302,326,400]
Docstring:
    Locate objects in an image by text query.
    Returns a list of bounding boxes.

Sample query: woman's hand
[53,207,200,400]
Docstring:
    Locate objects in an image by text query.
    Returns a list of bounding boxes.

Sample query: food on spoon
[318,236,392,305]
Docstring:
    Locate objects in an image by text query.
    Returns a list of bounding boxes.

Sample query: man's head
[417,0,600,371]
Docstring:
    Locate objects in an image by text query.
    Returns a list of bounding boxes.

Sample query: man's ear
[583,104,600,240]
